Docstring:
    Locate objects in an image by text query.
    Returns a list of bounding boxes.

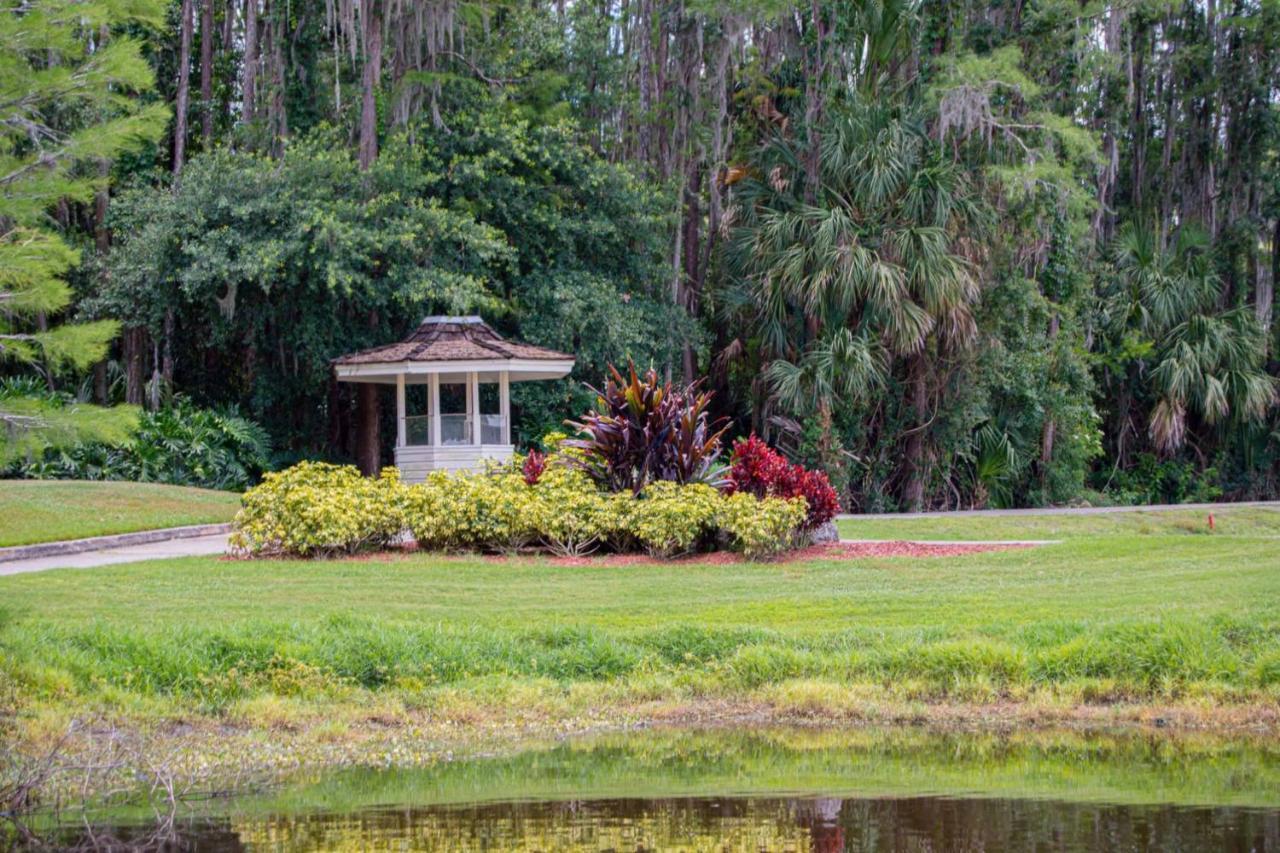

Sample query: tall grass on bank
[6,613,1279,712]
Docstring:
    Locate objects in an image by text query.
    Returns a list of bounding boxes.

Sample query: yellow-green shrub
[230,462,407,557]
[629,481,723,558]
[404,470,536,552]
[233,456,811,562]
[524,464,622,556]
[718,492,808,561]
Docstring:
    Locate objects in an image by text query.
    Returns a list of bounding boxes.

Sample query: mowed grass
[837,505,1280,541]
[2,512,1279,714]
[0,480,240,546]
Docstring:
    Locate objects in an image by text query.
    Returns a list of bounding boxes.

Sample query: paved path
[837,500,1280,521]
[840,538,1058,546]
[0,533,229,576]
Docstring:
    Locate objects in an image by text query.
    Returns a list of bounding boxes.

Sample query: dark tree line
[7,0,1280,508]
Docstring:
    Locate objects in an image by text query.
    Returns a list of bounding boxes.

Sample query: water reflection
[33,727,1280,851]
[47,795,1280,851]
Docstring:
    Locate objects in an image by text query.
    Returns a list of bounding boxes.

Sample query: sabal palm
[726,101,983,412]
[1108,224,1275,452]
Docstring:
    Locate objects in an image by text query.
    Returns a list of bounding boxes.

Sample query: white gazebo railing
[390,370,515,478]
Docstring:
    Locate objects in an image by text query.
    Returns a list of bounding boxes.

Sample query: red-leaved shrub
[522,449,547,486]
[727,435,839,531]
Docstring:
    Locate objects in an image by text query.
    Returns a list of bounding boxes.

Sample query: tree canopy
[2,0,1278,508]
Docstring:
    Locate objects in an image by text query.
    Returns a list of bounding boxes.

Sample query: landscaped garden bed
[231,365,840,563]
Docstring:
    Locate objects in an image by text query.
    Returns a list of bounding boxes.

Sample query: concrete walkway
[0,533,229,576]
[840,538,1058,546]
[837,500,1280,521]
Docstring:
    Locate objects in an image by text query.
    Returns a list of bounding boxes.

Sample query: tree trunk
[242,0,258,120]
[161,309,175,385]
[355,382,380,475]
[124,327,147,406]
[93,163,111,253]
[680,161,701,383]
[265,8,288,154]
[358,0,383,170]
[355,7,383,472]
[802,0,827,205]
[634,0,655,166]
[1258,216,1279,337]
[174,0,194,174]
[200,0,214,143]
[222,0,235,52]
[901,355,929,513]
[1039,311,1060,487]
[93,361,109,404]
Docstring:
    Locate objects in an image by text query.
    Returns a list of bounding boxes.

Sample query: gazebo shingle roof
[333,316,572,366]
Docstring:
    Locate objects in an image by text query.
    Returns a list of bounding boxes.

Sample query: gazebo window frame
[394,370,514,449]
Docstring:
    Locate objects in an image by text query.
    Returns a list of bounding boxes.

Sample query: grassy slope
[2,518,1278,713]
[0,480,240,546]
[837,505,1280,541]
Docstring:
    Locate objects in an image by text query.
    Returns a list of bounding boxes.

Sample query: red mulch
[236,539,1036,566]
[535,540,1036,568]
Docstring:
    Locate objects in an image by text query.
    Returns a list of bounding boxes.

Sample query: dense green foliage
[12,396,270,490]
[3,0,1279,509]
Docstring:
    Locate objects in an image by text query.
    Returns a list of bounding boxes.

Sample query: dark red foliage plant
[727,434,839,531]
[565,362,730,493]
[522,448,547,486]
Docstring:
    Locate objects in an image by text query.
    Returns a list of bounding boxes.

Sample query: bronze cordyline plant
[565,363,730,494]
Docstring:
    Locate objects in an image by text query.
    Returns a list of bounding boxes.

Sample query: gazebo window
[439,381,470,445]
[479,381,503,444]
[404,385,431,446]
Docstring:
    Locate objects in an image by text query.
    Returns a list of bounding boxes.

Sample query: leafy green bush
[718,492,809,561]
[1100,453,1224,505]
[399,461,626,557]
[14,396,270,491]
[405,469,537,553]
[629,481,723,558]
[523,465,630,556]
[230,462,407,557]
[235,451,810,561]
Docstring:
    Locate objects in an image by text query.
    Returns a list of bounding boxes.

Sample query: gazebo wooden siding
[332,317,574,481]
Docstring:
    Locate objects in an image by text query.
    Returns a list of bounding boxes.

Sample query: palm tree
[723,100,986,510]
[1105,224,1275,457]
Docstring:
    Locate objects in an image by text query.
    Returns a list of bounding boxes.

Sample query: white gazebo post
[469,371,481,446]
[429,373,441,447]
[395,373,406,449]
[499,369,510,445]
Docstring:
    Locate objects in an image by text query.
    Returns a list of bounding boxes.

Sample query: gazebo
[333,316,574,481]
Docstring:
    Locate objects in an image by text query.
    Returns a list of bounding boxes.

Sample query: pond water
[31,727,1280,851]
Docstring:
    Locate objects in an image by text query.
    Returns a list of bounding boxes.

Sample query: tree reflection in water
[41,794,1280,851]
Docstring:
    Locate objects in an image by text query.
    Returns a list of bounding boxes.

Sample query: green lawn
[0,480,241,547]
[2,512,1278,714]
[837,505,1280,541]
